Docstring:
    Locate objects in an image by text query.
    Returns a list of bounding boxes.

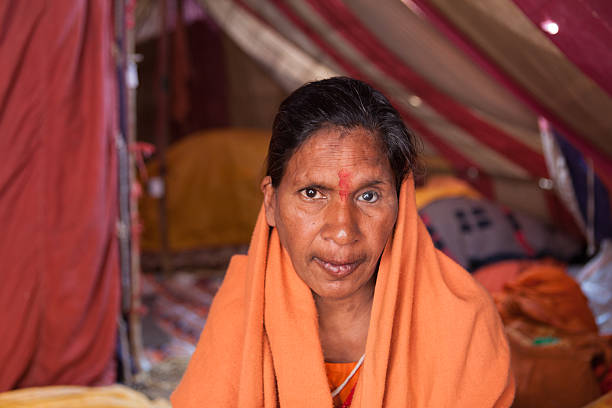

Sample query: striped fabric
[192,0,612,228]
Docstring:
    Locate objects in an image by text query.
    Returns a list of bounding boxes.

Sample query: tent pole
[155,0,171,274]
[125,0,145,375]
[114,0,134,383]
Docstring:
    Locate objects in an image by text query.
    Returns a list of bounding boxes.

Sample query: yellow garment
[0,384,170,408]
[415,175,482,210]
[171,178,514,407]
[326,362,361,408]
[584,391,612,408]
[140,128,270,251]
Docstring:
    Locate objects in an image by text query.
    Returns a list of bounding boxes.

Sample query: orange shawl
[172,179,515,407]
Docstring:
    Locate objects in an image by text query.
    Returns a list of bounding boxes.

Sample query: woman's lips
[313,257,361,278]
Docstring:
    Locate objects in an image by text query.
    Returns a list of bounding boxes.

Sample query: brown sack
[508,322,607,408]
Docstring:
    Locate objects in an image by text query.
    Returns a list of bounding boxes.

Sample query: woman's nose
[321,199,360,246]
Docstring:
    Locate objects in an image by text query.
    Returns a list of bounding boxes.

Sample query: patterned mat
[141,272,224,364]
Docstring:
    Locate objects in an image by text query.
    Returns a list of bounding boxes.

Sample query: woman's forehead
[283,127,393,186]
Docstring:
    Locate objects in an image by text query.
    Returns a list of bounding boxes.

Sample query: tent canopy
[136,0,612,250]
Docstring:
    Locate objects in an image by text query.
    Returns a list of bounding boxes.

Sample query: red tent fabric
[198,0,611,232]
[0,1,119,390]
[410,0,612,193]
[513,0,612,99]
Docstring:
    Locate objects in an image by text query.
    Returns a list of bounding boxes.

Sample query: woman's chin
[312,280,370,302]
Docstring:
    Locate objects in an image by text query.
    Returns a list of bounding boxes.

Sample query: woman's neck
[315,279,375,363]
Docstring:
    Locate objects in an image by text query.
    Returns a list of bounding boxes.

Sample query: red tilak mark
[338,169,352,201]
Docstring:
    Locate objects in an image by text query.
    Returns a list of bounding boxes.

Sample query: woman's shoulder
[210,254,249,310]
[433,249,494,307]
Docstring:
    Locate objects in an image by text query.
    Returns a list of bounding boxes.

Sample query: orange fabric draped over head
[172,179,515,407]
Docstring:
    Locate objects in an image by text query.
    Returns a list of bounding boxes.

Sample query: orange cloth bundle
[473,259,534,294]
[494,263,598,334]
[171,179,514,407]
[478,261,607,407]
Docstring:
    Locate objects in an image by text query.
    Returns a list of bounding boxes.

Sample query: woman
[172,77,514,407]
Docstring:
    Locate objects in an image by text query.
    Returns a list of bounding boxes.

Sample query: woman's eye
[300,188,322,199]
[358,191,378,203]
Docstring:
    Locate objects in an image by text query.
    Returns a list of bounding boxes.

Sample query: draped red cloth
[0,0,119,390]
[512,0,612,99]
[411,0,612,194]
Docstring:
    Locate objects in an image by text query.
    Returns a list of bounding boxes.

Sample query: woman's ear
[260,176,277,227]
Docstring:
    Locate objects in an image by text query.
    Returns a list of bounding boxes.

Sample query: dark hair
[266,76,420,192]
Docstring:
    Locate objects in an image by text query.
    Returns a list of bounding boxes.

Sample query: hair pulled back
[266,76,420,191]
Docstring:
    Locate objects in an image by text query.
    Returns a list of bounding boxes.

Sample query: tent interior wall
[135,0,612,267]
[2,0,612,406]
[135,11,288,144]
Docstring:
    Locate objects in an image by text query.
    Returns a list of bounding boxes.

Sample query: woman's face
[262,126,398,301]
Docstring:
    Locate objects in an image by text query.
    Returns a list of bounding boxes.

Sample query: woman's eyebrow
[299,183,332,191]
[354,180,386,189]
[297,179,387,191]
